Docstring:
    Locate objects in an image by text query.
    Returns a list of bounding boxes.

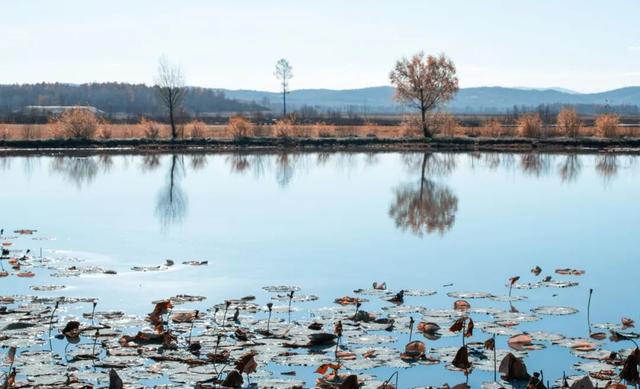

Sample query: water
[1,151,639,388]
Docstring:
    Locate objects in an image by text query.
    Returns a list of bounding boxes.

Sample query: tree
[274,59,293,117]
[154,57,186,140]
[389,52,459,138]
[556,108,581,137]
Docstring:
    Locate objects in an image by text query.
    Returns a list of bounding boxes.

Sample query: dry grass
[595,114,619,138]
[2,118,640,141]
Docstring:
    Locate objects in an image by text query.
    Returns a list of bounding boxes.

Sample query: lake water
[1,151,639,388]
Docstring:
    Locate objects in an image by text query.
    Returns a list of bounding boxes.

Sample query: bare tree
[389,52,459,138]
[154,57,186,140]
[274,59,293,117]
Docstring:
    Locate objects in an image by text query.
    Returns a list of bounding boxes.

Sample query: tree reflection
[276,153,295,187]
[389,153,459,236]
[558,154,582,183]
[595,154,618,181]
[50,156,99,188]
[155,155,187,228]
[140,154,162,172]
[520,153,550,177]
[190,154,207,171]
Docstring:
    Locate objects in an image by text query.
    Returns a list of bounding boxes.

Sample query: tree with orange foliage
[389,52,459,138]
[556,108,581,138]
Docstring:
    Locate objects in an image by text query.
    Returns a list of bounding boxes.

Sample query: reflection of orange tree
[389,153,458,236]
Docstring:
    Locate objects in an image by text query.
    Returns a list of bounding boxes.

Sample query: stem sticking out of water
[409,316,414,342]
[587,288,593,334]
[48,301,59,351]
[90,301,97,326]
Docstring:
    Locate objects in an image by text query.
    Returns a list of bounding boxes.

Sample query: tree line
[0,82,263,122]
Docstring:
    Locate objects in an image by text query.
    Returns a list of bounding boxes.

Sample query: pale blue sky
[1,0,638,92]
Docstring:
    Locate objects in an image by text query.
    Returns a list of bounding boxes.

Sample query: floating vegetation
[0,233,637,389]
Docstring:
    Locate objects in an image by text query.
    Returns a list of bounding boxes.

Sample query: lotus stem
[409,316,414,342]
[221,301,230,327]
[48,301,59,351]
[493,334,497,382]
[587,288,593,334]
[188,310,199,345]
[381,371,399,388]
[90,301,97,326]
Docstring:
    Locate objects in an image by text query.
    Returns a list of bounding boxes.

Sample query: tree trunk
[283,90,287,117]
[168,89,177,140]
[421,108,430,138]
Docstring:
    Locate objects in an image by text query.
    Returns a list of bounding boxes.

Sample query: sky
[1,0,639,93]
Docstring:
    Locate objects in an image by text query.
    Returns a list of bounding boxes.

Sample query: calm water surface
[1,151,639,387]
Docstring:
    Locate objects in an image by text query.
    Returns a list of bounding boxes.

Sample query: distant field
[2,122,640,140]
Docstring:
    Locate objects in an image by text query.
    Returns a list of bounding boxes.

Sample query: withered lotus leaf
[449,317,466,333]
[454,300,471,310]
[334,296,366,305]
[507,333,533,350]
[555,268,585,276]
[509,276,520,285]
[221,370,243,388]
[417,321,440,334]
[109,368,123,389]
[620,348,639,385]
[235,352,257,374]
[465,318,474,338]
[621,317,635,328]
[569,376,595,389]
[484,337,495,350]
[403,340,426,358]
[315,363,341,375]
[452,346,471,370]
[499,352,529,380]
[62,320,81,338]
[531,266,542,276]
[340,375,360,389]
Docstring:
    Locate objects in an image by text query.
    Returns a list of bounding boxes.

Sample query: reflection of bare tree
[316,153,331,166]
[0,157,11,171]
[140,154,162,172]
[276,153,296,187]
[22,156,41,179]
[190,154,207,171]
[155,155,187,228]
[227,154,251,174]
[401,152,457,177]
[595,154,618,181]
[50,156,99,188]
[389,153,458,236]
[483,153,501,170]
[558,154,582,183]
[97,155,113,173]
[520,153,550,177]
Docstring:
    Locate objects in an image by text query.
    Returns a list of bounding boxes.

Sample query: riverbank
[2,135,640,155]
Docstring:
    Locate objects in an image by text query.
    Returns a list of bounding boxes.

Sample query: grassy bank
[2,135,640,155]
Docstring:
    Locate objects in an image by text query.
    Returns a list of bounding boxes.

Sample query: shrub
[400,115,422,137]
[483,118,504,137]
[273,119,294,137]
[556,108,581,137]
[228,116,253,138]
[140,118,162,139]
[98,127,113,139]
[54,108,99,139]
[517,113,543,138]
[432,112,458,137]
[20,125,37,139]
[595,114,619,138]
[186,120,207,138]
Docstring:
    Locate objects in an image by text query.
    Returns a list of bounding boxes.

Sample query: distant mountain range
[224,86,640,113]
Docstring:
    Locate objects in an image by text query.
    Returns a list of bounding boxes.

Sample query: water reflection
[389,153,458,236]
[155,155,187,228]
[13,151,635,232]
[558,154,582,183]
[50,156,100,188]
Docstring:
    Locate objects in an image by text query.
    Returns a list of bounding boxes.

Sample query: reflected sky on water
[1,151,639,386]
